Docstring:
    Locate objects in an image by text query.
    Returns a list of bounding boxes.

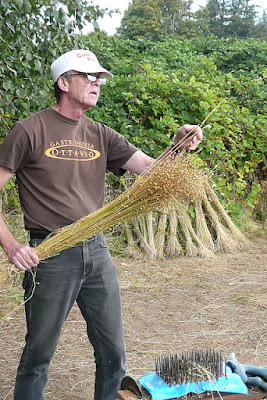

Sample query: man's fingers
[175,125,203,151]
[8,244,39,271]
[12,260,28,271]
[190,126,203,142]
[28,248,40,265]
[188,129,203,150]
[19,248,39,268]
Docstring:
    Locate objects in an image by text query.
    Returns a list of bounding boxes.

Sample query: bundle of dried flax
[35,154,204,262]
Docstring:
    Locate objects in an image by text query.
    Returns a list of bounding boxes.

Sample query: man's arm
[122,125,203,175]
[122,150,152,175]
[0,166,39,271]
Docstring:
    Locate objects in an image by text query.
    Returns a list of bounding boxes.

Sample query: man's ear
[57,76,70,93]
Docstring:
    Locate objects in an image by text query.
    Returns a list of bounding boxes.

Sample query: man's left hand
[174,124,203,151]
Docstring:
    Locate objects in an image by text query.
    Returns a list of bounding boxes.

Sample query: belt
[29,229,52,240]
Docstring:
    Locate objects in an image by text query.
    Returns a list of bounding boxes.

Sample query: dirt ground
[0,233,266,400]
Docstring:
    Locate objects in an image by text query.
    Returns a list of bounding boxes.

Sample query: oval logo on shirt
[45,145,101,161]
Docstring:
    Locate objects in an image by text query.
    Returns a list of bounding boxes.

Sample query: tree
[117,0,163,40]
[227,0,258,37]
[158,0,193,35]
[190,6,211,37]
[118,0,265,40]
[206,0,259,38]
[254,10,267,39]
[118,0,194,40]
[0,0,108,138]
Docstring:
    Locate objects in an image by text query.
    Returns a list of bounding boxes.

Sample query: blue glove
[226,353,267,392]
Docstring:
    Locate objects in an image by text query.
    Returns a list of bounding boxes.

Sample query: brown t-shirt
[0,108,138,231]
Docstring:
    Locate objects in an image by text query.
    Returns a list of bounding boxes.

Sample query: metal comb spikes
[155,349,224,385]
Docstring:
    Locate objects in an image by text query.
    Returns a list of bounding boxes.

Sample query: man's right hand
[5,240,39,271]
[0,166,39,271]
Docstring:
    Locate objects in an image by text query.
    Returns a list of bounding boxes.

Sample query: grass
[0,236,266,399]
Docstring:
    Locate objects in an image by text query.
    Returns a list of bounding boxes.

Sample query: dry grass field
[0,225,266,400]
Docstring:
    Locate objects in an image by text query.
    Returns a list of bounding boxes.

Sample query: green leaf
[23,0,32,13]
[34,59,42,71]
[3,81,11,91]
[92,21,99,30]
[15,0,23,9]
[5,22,15,33]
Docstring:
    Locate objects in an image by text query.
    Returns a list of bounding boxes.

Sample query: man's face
[65,71,102,109]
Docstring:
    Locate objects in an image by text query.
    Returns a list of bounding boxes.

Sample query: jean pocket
[97,233,109,248]
[29,238,43,248]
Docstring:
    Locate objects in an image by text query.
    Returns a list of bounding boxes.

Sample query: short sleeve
[0,123,32,173]
[105,127,138,176]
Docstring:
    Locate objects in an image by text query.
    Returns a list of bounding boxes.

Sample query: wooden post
[117,389,140,400]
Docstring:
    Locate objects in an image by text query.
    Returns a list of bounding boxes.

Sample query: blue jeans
[14,233,126,400]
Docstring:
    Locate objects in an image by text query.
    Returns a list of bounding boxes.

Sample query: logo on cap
[77,52,97,63]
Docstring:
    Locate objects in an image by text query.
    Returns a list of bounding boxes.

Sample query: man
[0,49,202,400]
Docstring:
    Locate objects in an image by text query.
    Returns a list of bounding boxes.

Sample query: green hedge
[0,32,266,220]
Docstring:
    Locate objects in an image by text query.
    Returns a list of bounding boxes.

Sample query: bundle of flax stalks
[0,128,208,286]
[124,181,248,260]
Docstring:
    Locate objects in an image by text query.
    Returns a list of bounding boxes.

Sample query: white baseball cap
[51,49,113,83]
